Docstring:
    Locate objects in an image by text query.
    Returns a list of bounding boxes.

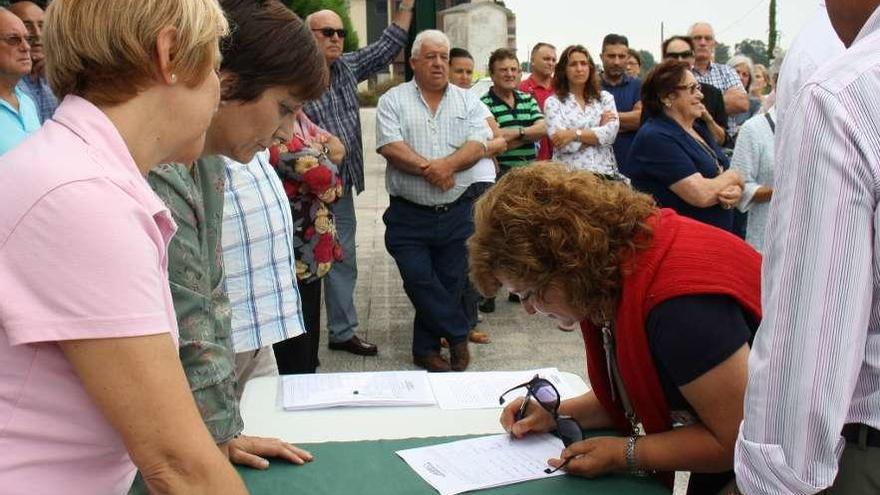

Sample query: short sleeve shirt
[601,75,642,166]
[624,115,734,231]
[0,86,40,155]
[480,88,543,170]
[376,81,492,206]
[0,96,179,494]
[693,62,745,93]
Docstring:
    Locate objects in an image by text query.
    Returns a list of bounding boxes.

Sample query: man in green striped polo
[480,48,546,175]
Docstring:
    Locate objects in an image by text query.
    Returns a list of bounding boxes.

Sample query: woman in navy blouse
[623,60,743,231]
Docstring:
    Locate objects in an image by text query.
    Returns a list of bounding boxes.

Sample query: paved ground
[314,109,688,493]
[315,108,587,377]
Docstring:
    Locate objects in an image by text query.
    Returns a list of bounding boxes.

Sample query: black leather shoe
[413,353,451,372]
[450,341,470,372]
[328,334,378,356]
[478,297,495,313]
[507,293,520,303]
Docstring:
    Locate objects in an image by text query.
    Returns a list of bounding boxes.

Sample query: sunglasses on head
[665,50,694,60]
[499,374,583,474]
[312,27,346,39]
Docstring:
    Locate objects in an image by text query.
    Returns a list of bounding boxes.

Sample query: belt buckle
[433,203,450,213]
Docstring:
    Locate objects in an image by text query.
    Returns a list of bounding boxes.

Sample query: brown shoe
[413,353,451,372]
[449,341,470,372]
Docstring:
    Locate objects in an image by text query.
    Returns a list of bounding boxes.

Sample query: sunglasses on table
[498,374,583,474]
[665,50,694,60]
[312,27,347,39]
[0,34,37,47]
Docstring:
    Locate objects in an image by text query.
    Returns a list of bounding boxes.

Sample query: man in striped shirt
[480,48,545,175]
[735,1,880,493]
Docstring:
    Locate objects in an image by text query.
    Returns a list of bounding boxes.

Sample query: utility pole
[768,0,778,61]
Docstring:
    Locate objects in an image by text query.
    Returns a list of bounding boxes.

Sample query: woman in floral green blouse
[146,0,327,473]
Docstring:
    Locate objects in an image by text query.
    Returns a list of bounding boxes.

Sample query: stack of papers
[396,433,566,495]
[281,370,436,411]
[428,367,576,410]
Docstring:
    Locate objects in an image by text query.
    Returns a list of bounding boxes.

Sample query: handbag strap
[764,113,776,134]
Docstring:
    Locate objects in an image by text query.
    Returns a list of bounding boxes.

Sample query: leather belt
[842,423,880,448]
[390,195,462,213]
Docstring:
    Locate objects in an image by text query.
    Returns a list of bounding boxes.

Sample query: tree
[768,0,778,60]
[714,42,731,65]
[637,50,656,75]
[735,39,770,66]
[287,0,360,52]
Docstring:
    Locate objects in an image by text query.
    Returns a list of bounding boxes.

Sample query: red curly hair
[468,162,656,323]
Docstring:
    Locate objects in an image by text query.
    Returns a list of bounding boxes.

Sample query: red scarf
[581,209,761,461]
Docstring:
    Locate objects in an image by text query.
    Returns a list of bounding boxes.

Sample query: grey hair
[727,54,754,74]
[687,22,714,36]
[412,29,450,58]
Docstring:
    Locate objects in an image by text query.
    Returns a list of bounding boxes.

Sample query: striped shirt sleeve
[734,76,880,493]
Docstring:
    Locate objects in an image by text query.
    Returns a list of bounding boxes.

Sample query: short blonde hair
[44,0,229,106]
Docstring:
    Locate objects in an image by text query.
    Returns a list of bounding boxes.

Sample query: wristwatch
[575,129,583,141]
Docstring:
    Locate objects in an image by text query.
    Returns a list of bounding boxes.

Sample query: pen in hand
[513,394,530,422]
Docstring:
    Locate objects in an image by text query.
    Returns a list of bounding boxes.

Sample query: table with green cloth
[236,434,670,494]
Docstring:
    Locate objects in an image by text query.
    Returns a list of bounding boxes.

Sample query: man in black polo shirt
[599,34,642,167]
[480,48,545,175]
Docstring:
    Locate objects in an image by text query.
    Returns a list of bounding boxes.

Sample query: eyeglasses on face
[0,33,37,47]
[665,50,694,60]
[499,374,583,474]
[312,27,346,39]
[675,82,702,95]
[691,35,714,42]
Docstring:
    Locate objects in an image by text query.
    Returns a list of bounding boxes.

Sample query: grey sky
[504,0,818,62]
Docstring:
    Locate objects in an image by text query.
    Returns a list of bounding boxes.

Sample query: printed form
[428,367,578,410]
[281,370,436,410]
[396,433,566,495]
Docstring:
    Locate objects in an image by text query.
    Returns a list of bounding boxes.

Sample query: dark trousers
[822,425,880,494]
[460,182,492,329]
[383,188,479,357]
[273,278,322,374]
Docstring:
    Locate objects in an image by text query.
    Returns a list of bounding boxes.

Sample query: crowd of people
[0,0,877,494]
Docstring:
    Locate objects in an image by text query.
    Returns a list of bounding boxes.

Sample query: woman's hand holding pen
[499,397,556,438]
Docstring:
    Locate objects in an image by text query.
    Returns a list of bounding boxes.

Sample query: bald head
[307,9,345,64]
[688,22,716,63]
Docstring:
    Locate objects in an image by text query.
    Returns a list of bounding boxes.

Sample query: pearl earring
[171,74,178,84]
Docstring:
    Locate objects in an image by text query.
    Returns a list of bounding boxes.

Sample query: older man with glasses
[9,1,56,123]
[301,1,415,358]
[0,7,38,155]
[688,22,749,117]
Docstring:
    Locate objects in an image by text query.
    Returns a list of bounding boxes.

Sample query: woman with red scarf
[468,163,760,494]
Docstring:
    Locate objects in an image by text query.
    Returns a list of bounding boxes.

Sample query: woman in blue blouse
[623,60,743,231]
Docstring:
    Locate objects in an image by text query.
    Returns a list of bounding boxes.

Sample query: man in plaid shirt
[688,22,749,116]
[303,1,415,356]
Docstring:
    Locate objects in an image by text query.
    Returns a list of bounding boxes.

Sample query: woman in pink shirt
[0,1,247,494]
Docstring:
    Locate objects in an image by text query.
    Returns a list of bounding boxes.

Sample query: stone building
[439,0,516,74]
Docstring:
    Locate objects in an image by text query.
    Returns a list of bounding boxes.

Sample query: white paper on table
[281,370,436,410]
[428,368,577,410]
[396,433,565,495]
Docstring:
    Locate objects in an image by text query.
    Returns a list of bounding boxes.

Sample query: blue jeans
[383,190,478,357]
[323,187,357,344]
